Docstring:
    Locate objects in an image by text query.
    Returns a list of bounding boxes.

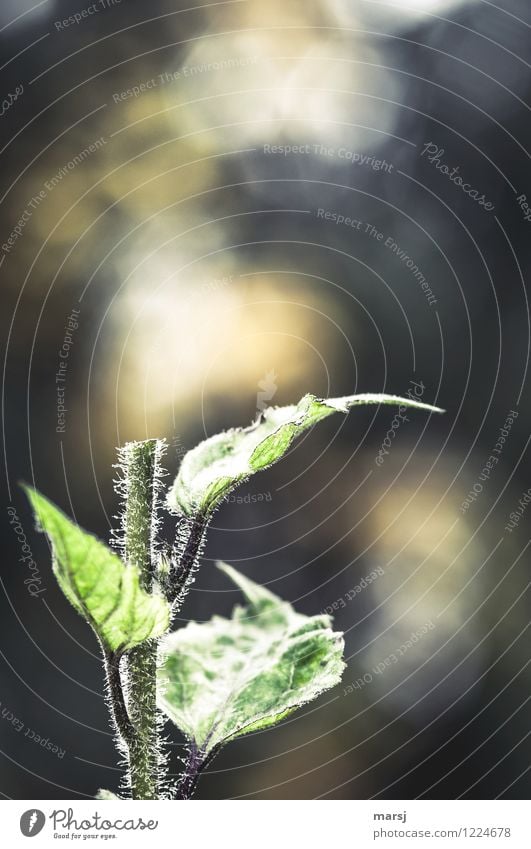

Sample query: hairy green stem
[121,439,162,800]
[126,643,159,799]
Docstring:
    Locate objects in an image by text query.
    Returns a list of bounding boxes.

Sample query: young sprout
[24,391,443,799]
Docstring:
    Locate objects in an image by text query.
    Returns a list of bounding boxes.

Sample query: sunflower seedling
[24,392,443,799]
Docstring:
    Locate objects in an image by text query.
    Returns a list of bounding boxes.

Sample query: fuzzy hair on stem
[113,439,168,800]
[166,513,208,611]
[175,741,220,800]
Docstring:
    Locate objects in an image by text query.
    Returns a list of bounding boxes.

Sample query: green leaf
[157,562,345,755]
[23,486,170,653]
[168,392,444,517]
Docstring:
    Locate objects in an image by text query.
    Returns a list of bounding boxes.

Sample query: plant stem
[176,742,218,800]
[126,643,159,799]
[121,439,163,800]
[103,648,134,747]
[168,514,208,607]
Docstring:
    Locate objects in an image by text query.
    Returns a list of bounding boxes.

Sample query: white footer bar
[3,799,527,848]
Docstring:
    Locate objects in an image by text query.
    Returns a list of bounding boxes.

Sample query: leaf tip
[20,482,46,527]
[96,789,121,800]
[217,560,280,611]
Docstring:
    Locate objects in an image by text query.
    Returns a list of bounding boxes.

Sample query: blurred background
[1,0,530,800]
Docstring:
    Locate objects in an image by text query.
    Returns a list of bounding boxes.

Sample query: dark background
[1,0,530,800]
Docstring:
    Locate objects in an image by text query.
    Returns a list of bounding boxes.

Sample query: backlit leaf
[23,486,170,653]
[158,562,345,754]
[168,392,444,517]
